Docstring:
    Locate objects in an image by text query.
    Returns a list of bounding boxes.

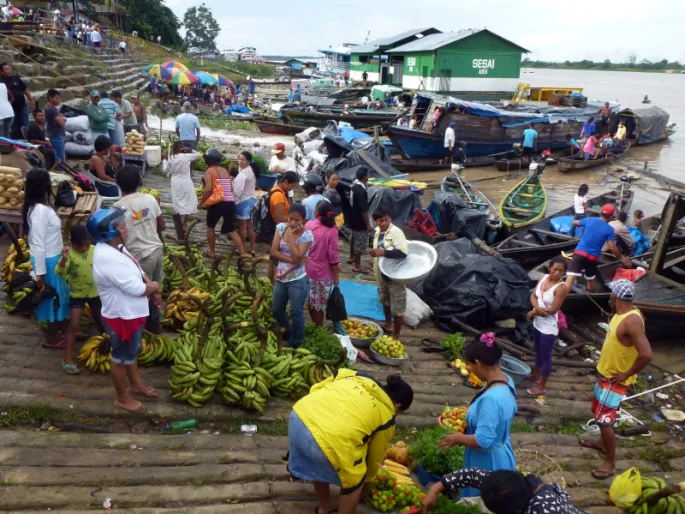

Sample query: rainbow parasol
[166,70,199,86]
[162,61,189,71]
[211,74,233,87]
[193,71,219,85]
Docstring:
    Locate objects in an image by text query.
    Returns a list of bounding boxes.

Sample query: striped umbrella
[147,64,176,79]
[166,70,199,86]
[162,61,189,71]
[193,71,219,85]
[211,74,233,87]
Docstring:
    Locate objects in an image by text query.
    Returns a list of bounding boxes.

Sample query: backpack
[55,180,76,207]
[251,190,276,243]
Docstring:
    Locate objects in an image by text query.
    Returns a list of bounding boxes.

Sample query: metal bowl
[378,240,438,285]
[336,318,382,348]
[369,347,408,367]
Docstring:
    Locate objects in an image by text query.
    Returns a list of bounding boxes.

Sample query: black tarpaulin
[427,192,487,240]
[414,239,530,328]
[618,106,670,145]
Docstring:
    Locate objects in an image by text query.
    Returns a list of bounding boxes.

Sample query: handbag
[202,168,224,207]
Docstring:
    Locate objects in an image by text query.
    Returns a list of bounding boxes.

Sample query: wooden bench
[0,209,23,238]
[56,192,98,223]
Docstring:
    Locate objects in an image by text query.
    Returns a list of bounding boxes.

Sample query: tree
[120,0,183,48]
[183,3,220,51]
[601,59,611,69]
[629,54,637,65]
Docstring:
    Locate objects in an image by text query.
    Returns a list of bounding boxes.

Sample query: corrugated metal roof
[387,29,530,53]
[351,28,439,54]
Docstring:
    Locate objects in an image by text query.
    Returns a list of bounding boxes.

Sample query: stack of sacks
[0,166,24,211]
[64,115,95,157]
[123,130,145,156]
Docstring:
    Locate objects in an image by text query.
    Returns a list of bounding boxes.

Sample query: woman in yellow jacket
[289,369,414,514]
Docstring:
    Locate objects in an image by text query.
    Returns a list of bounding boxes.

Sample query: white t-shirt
[0,83,14,119]
[574,194,587,214]
[53,9,60,21]
[114,193,163,261]
[444,127,456,148]
[93,243,149,320]
[269,155,295,173]
[90,30,101,43]
[119,41,126,50]
[28,204,63,275]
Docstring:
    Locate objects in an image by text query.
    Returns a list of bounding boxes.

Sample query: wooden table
[56,192,98,223]
[0,209,24,238]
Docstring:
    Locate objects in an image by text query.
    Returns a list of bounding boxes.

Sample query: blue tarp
[225,105,250,115]
[338,126,370,143]
[337,280,385,321]
[550,216,574,234]
[630,226,651,256]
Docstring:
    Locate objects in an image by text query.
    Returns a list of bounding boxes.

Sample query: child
[301,175,325,221]
[369,208,408,340]
[55,225,103,374]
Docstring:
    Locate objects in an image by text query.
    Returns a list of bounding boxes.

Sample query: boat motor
[450,163,464,176]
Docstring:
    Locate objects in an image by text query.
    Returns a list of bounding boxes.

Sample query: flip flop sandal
[352,268,371,275]
[591,469,615,480]
[202,250,216,259]
[129,387,159,399]
[62,362,80,375]
[113,400,146,413]
[579,438,606,454]
[527,387,547,396]
[42,339,66,349]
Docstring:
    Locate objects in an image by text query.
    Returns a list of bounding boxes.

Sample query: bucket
[500,355,531,386]
[145,145,162,167]
[415,465,441,487]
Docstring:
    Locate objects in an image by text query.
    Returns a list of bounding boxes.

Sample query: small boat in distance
[498,165,547,231]
[556,143,630,173]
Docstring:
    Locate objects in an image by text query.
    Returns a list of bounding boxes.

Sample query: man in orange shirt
[268,171,298,280]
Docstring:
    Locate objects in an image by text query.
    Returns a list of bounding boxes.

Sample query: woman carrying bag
[199,148,246,258]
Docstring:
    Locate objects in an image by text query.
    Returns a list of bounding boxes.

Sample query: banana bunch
[138,332,176,367]
[169,339,200,402]
[629,477,685,514]
[138,187,160,200]
[222,360,269,412]
[185,333,225,407]
[2,238,31,286]
[164,286,210,324]
[3,286,35,313]
[78,334,112,374]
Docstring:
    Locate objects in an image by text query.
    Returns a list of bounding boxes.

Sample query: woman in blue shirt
[580,117,596,138]
[437,333,517,498]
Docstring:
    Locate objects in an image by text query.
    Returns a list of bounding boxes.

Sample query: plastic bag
[550,215,574,234]
[334,334,357,364]
[609,467,642,508]
[404,288,433,328]
[326,286,347,322]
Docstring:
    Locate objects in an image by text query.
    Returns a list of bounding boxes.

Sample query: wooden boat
[495,187,634,268]
[280,108,400,129]
[387,92,601,159]
[633,192,685,338]
[498,173,547,231]
[556,144,630,173]
[441,175,502,243]
[494,156,557,172]
[392,156,496,173]
[254,118,302,135]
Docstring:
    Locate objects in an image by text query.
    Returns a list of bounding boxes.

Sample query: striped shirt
[99,98,119,131]
[218,177,234,202]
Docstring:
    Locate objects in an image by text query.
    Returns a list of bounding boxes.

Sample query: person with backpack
[199,148,246,258]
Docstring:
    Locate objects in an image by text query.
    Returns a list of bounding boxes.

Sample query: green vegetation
[301,323,343,361]
[196,115,257,132]
[183,3,220,51]
[557,419,584,436]
[434,495,484,514]
[183,59,274,80]
[511,421,536,433]
[410,426,465,476]
[120,0,184,49]
[441,332,466,361]
[522,56,683,73]
[0,405,64,428]
[638,446,685,471]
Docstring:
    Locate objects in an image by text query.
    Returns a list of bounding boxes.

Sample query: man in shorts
[370,208,408,340]
[566,204,632,292]
[131,94,148,139]
[521,123,537,162]
[579,279,652,480]
[345,167,372,274]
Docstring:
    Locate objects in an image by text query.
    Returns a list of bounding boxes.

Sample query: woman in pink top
[583,134,599,160]
[305,200,340,326]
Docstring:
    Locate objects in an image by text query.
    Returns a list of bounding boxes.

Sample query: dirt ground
[1,164,684,513]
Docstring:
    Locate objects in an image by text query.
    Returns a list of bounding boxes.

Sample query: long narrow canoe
[557,144,630,173]
[441,175,502,243]
[495,188,634,268]
[498,175,547,231]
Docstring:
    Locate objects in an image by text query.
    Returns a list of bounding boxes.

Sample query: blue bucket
[500,355,532,386]
[256,173,279,191]
[415,464,441,487]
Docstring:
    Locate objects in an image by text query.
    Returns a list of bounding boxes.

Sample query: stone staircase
[0,36,149,109]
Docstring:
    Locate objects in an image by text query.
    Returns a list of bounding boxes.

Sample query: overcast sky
[166,0,685,63]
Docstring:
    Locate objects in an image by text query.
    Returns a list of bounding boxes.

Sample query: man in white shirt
[119,40,126,55]
[443,121,456,165]
[0,82,14,139]
[268,141,294,174]
[113,166,165,283]
[175,102,200,149]
[90,27,102,53]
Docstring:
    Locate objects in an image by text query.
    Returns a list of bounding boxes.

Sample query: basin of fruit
[370,335,408,366]
[338,318,382,348]
[438,405,468,433]
[450,358,485,388]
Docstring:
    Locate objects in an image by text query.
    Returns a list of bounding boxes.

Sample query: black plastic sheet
[414,239,530,328]
[427,192,486,240]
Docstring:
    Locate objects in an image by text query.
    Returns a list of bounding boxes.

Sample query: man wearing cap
[175,102,200,150]
[132,94,147,140]
[580,278,652,480]
[566,203,632,293]
[86,91,109,140]
[268,142,295,175]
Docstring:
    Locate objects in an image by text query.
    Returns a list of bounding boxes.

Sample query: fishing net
[514,449,566,489]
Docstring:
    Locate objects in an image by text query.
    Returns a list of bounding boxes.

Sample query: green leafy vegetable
[434,494,484,514]
[441,332,466,360]
[410,426,465,476]
[301,323,342,361]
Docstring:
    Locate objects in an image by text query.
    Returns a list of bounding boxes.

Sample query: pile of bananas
[138,332,177,367]
[138,188,160,200]
[1,237,31,285]
[164,286,210,325]
[78,334,112,374]
[629,477,685,514]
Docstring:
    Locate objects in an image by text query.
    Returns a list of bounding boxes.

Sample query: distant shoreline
[522,66,683,74]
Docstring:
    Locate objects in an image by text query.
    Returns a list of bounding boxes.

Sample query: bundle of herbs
[301,323,343,362]
[441,332,466,361]
[410,426,465,476]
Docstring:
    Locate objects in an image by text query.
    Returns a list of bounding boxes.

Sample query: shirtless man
[579,279,652,480]
[131,94,147,140]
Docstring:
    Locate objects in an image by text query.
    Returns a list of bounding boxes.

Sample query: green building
[349,28,441,84]
[387,29,529,99]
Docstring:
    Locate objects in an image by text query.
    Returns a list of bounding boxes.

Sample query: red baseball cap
[272,142,286,154]
[601,204,616,216]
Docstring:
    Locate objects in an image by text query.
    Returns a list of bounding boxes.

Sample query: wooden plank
[530,228,578,241]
